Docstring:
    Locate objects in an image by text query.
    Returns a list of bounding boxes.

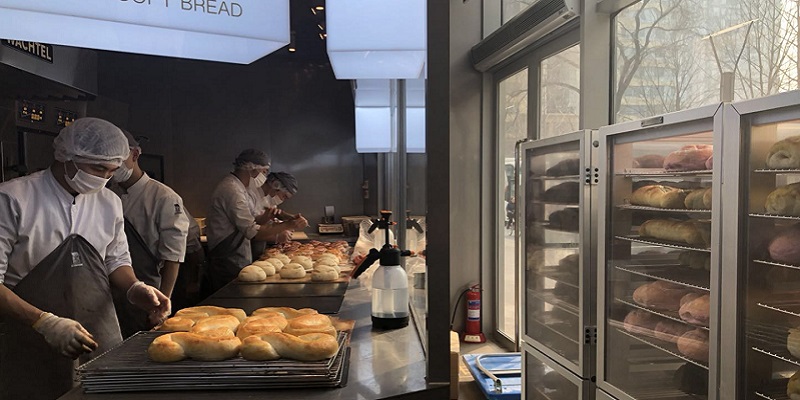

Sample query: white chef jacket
[0,169,132,288]
[183,208,203,255]
[206,174,260,268]
[111,173,189,267]
[246,184,265,217]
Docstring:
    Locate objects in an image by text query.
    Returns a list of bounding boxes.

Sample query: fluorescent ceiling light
[354,79,426,153]
[327,0,426,79]
[0,0,289,64]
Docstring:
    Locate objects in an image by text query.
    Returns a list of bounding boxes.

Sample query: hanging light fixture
[288,30,296,53]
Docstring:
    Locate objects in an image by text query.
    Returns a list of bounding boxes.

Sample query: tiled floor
[457,339,512,400]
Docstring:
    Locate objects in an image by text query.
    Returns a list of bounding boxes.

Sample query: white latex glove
[289,215,308,230]
[275,230,293,243]
[127,281,171,325]
[32,312,98,359]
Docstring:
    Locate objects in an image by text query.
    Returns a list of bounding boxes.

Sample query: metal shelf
[528,313,580,345]
[533,199,580,206]
[530,242,581,250]
[529,267,579,289]
[753,259,800,271]
[758,302,800,319]
[618,168,712,177]
[754,168,800,174]
[614,236,711,252]
[527,289,579,317]
[616,328,709,370]
[528,174,581,181]
[753,379,790,400]
[615,264,710,291]
[750,213,800,221]
[616,297,709,331]
[617,204,711,214]
[536,222,579,234]
[751,345,800,368]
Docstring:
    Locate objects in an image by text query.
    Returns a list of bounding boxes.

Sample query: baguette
[639,219,711,247]
[630,185,688,209]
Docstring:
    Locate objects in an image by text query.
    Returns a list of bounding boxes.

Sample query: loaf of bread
[633,281,693,311]
[253,307,318,320]
[623,309,660,337]
[314,257,338,268]
[252,260,278,275]
[316,253,341,265]
[663,145,713,171]
[678,251,711,271]
[190,314,241,334]
[239,332,339,362]
[654,320,691,343]
[290,256,314,271]
[238,265,267,282]
[159,316,196,332]
[673,363,708,395]
[558,253,579,270]
[175,306,247,323]
[704,155,713,170]
[684,188,712,210]
[237,313,288,339]
[788,328,800,359]
[148,328,242,362]
[679,294,710,325]
[639,219,711,247]
[274,254,292,265]
[766,183,800,216]
[789,370,800,400]
[547,208,580,231]
[769,224,800,264]
[311,265,339,282]
[630,185,688,209]
[282,314,337,337]
[541,182,580,203]
[633,154,666,168]
[767,136,800,168]
[677,329,709,362]
[280,263,307,279]
[545,158,580,177]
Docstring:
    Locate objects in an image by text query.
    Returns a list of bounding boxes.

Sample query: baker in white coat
[0,118,172,399]
[109,130,190,338]
[247,171,301,259]
[205,149,308,292]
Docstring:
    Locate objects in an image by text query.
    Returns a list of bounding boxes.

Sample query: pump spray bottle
[351,211,411,329]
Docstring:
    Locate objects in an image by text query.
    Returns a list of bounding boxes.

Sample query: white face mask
[252,172,267,188]
[111,163,133,183]
[65,161,110,195]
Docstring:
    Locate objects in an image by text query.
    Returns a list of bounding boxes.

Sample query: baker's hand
[289,215,308,230]
[275,230,293,243]
[127,281,171,325]
[32,312,98,359]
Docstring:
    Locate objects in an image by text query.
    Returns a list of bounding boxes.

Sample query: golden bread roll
[190,315,241,334]
[638,219,711,247]
[280,263,307,279]
[283,314,336,337]
[311,265,339,282]
[291,256,314,271]
[252,260,277,275]
[240,332,339,362]
[788,370,800,400]
[253,307,318,320]
[766,183,800,216]
[314,257,339,268]
[622,309,659,337]
[263,258,285,270]
[684,188,711,210]
[148,328,242,362]
[676,329,709,362]
[175,306,247,322]
[630,185,688,209]
[237,313,288,339]
[159,316,196,332]
[678,294,709,325]
[788,328,800,359]
[767,135,800,168]
[238,265,267,282]
[274,254,292,265]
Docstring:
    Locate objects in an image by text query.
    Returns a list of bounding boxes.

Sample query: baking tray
[214,281,349,298]
[77,331,350,393]
[199,296,346,315]
[235,272,351,284]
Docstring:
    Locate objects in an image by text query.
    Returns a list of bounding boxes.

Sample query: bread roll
[673,363,708,395]
[633,281,692,311]
[639,219,711,247]
[663,144,713,171]
[159,316,195,332]
[789,370,800,400]
[311,265,339,282]
[684,188,711,210]
[622,309,659,336]
[253,260,278,275]
[702,188,712,209]
[766,135,800,168]
[274,254,292,265]
[653,320,691,343]
[788,328,800,359]
[558,253,579,270]
[545,158,580,177]
[237,313,288,339]
[769,224,800,264]
[766,183,800,216]
[542,182,580,203]
[253,307,318,320]
[148,328,242,362]
[238,265,267,282]
[677,329,709,362]
[704,155,713,170]
[630,185,688,209]
[679,294,709,326]
[239,332,339,362]
[547,208,580,231]
[190,315,241,334]
[280,263,307,279]
[633,154,665,168]
[291,256,314,271]
[175,306,247,322]
[283,314,337,337]
[678,251,711,271]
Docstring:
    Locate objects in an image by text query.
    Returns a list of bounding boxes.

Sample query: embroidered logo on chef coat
[174,204,182,215]
[71,251,83,267]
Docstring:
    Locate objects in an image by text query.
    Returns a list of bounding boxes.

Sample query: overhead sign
[2,40,53,63]
[0,0,289,64]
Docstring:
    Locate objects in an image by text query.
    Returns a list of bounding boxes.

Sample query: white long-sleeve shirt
[111,173,189,267]
[206,174,260,268]
[0,169,132,288]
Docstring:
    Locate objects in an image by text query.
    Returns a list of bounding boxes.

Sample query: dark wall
[95,52,363,226]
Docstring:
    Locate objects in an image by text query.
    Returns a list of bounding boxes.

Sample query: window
[540,45,581,138]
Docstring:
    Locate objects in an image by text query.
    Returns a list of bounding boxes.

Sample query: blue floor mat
[462,353,521,400]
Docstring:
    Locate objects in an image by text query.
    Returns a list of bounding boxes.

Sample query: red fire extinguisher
[462,284,486,343]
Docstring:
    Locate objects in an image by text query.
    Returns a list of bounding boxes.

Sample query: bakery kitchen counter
[60,279,447,400]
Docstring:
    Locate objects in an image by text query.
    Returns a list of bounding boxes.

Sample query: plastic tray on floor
[462,353,521,400]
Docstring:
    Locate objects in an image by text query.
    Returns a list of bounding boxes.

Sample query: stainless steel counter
[59,279,448,400]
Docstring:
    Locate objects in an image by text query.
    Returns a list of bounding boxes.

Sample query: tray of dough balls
[76,306,354,393]
[615,279,711,369]
[237,254,350,284]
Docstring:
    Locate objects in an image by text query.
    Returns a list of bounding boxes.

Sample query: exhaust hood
[0,41,97,101]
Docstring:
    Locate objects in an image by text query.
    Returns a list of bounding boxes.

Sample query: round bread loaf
[253,307,318,319]
[291,256,314,271]
[311,265,339,282]
[237,313,288,339]
[148,328,242,362]
[766,135,800,168]
[315,256,339,267]
[159,316,195,332]
[679,294,709,325]
[264,258,285,270]
[788,369,800,400]
[274,254,292,265]
[240,332,339,362]
[252,260,278,275]
[283,314,336,337]
[175,306,247,322]
[280,263,307,279]
[676,329,709,363]
[238,265,267,282]
[766,183,800,216]
[769,224,800,264]
[191,315,241,334]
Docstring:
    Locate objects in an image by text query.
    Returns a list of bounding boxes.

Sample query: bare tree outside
[541,45,581,138]
[502,0,542,23]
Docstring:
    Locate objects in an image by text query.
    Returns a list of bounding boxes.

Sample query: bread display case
[597,104,722,400]
[519,130,597,394]
[523,342,594,400]
[719,92,800,400]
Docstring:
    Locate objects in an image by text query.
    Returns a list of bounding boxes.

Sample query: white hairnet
[233,149,271,171]
[53,118,130,166]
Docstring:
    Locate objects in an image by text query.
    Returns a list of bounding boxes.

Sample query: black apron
[112,219,161,338]
[250,239,266,262]
[206,230,245,293]
[0,234,122,400]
